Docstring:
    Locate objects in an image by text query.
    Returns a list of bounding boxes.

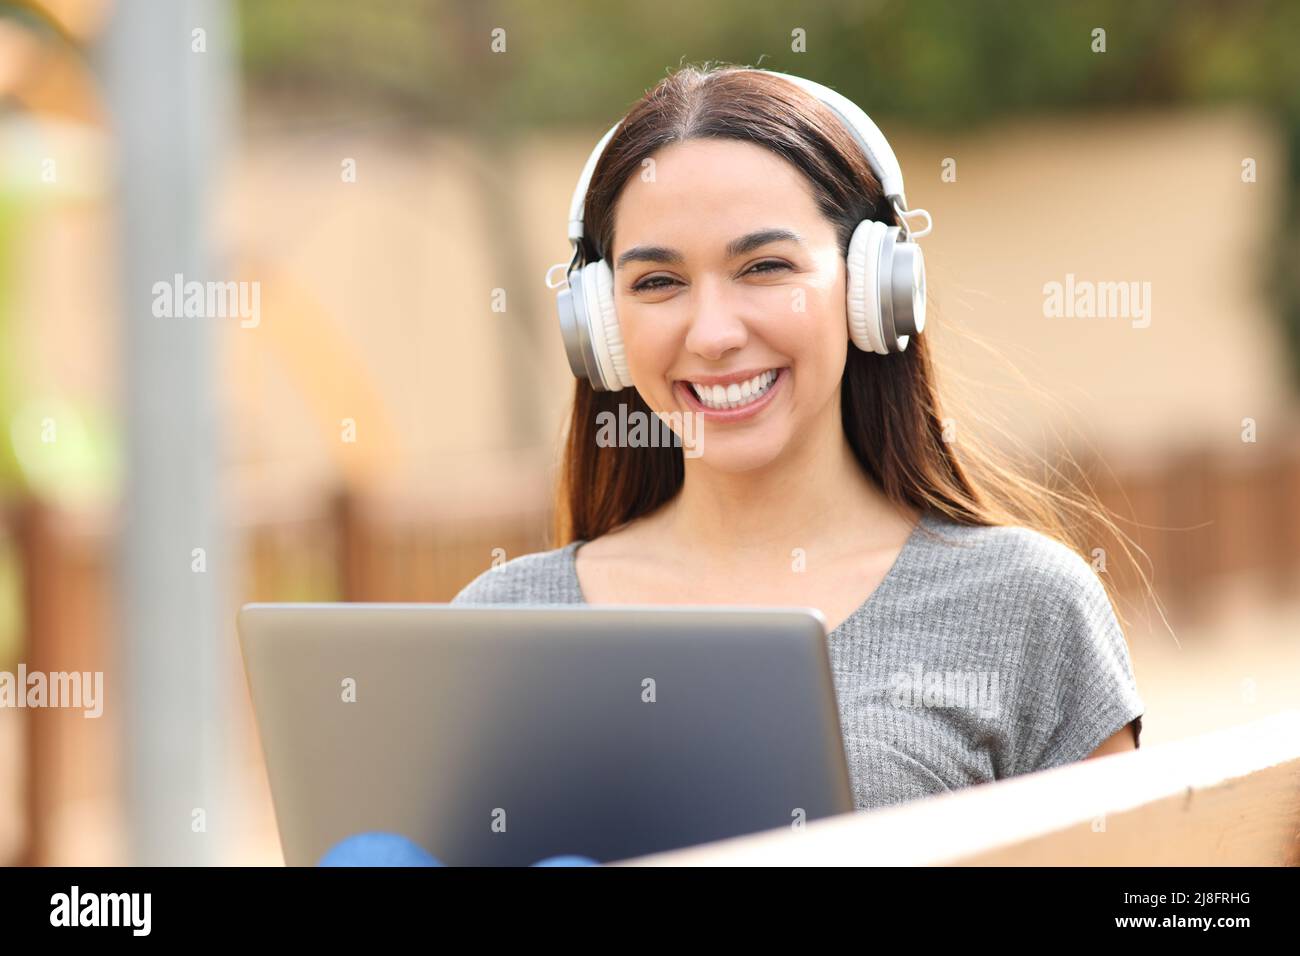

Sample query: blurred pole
[454,0,543,450]
[99,0,236,865]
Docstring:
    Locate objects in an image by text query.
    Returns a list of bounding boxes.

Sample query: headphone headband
[551,67,932,392]
[566,68,909,249]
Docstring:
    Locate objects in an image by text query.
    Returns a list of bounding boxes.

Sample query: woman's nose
[683,280,749,359]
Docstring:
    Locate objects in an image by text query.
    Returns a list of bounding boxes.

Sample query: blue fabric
[529,854,602,867]
[318,831,600,867]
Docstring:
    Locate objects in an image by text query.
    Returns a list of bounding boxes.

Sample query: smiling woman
[454,62,1148,811]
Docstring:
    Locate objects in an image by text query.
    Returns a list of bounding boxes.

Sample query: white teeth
[690,369,779,410]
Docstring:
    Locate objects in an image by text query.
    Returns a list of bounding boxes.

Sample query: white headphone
[544,68,933,392]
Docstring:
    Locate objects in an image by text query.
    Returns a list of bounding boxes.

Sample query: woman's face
[609,137,849,472]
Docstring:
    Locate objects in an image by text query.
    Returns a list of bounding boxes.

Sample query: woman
[326,62,1145,865]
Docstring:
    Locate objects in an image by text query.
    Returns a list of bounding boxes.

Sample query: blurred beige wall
[17,105,1293,505]
[906,107,1290,462]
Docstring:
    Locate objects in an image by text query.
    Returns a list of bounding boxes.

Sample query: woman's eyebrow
[614,228,805,270]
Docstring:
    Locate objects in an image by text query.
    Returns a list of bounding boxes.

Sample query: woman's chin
[684,434,789,473]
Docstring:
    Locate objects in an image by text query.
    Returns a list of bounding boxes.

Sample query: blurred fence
[0,477,553,865]
[2,433,1298,864]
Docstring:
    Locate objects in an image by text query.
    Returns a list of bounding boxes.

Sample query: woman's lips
[675,367,788,422]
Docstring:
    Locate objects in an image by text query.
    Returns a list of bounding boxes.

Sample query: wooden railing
[616,710,1300,866]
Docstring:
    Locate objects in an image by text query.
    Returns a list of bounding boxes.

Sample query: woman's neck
[657,407,915,567]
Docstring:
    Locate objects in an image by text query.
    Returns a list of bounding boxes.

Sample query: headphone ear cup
[846,220,890,354]
[878,227,926,353]
[583,259,631,391]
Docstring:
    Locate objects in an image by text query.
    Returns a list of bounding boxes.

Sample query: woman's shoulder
[911,511,1143,770]
[918,511,1105,593]
[449,542,584,606]
[909,511,1117,637]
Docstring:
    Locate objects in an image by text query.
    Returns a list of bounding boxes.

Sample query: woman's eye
[746,260,791,276]
[631,275,677,293]
[630,261,790,294]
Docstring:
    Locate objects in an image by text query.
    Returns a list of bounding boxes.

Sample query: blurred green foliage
[236,0,1300,128]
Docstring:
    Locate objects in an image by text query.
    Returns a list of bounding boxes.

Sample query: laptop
[237,603,855,866]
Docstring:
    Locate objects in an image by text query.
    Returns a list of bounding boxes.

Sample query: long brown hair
[551,61,1158,630]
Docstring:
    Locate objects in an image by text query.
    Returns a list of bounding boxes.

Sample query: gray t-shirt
[450,508,1146,812]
